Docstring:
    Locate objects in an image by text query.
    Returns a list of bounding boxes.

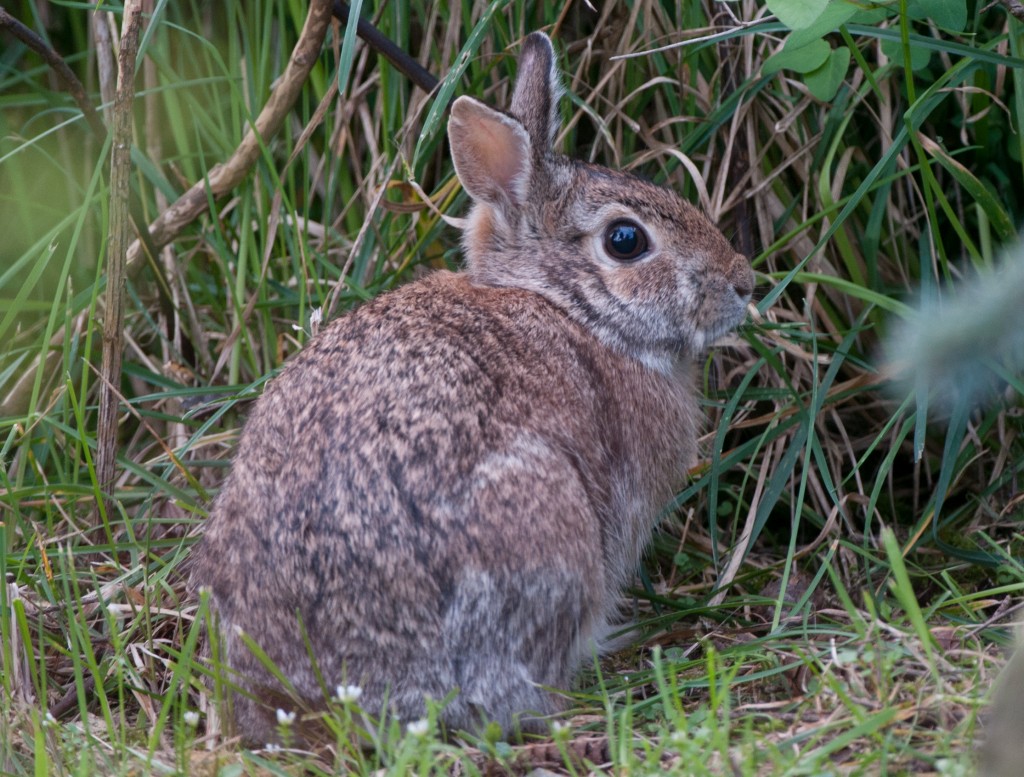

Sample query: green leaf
[850,7,893,24]
[881,527,938,662]
[848,22,1024,68]
[337,0,365,95]
[917,134,1016,241]
[766,0,829,30]
[805,46,851,101]
[880,26,933,71]
[909,0,968,31]
[763,38,831,76]
[778,272,915,317]
[789,1,860,49]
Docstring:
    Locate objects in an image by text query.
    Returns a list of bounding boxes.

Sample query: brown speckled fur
[189,32,753,745]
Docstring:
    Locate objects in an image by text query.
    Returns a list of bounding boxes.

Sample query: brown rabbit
[189,31,753,745]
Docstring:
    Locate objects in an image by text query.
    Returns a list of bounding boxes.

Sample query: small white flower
[43,712,58,728]
[183,710,200,727]
[551,720,570,738]
[265,743,282,753]
[276,708,296,727]
[335,684,363,704]
[691,725,712,745]
[936,758,969,777]
[406,718,430,737]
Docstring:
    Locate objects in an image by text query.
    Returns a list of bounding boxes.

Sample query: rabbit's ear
[510,32,563,152]
[449,95,531,208]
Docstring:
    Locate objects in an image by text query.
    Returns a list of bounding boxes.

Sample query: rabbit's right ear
[448,96,532,208]
[509,32,562,153]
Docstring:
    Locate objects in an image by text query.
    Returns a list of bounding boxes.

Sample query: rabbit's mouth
[688,297,752,353]
[700,323,748,351]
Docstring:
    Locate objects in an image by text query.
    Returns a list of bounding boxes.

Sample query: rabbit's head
[448,33,753,372]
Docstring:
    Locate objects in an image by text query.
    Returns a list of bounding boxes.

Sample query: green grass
[2,0,1023,774]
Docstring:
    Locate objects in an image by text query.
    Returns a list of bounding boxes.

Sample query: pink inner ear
[472,119,527,194]
[449,97,531,207]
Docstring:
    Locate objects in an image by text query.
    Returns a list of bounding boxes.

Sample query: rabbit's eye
[603,220,649,261]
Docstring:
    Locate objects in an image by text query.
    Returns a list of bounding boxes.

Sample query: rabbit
[188,31,754,746]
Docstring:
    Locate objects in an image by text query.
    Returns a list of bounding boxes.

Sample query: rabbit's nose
[730,255,755,299]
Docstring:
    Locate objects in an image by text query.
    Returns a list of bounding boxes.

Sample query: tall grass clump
[1,0,1022,773]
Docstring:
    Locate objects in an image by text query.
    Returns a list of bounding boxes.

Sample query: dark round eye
[603,219,649,261]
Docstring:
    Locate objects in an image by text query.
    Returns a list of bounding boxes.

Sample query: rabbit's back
[193,270,697,741]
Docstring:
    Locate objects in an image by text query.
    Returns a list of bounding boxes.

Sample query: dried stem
[92,2,116,126]
[94,1,142,528]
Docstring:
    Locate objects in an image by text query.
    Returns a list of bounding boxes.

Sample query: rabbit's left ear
[510,32,563,153]
[446,33,562,209]
[448,96,531,208]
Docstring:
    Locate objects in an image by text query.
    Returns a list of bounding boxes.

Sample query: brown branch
[331,1,439,93]
[1007,0,1024,20]
[983,0,1024,21]
[122,0,442,272]
[95,1,143,528]
[0,4,107,138]
[125,0,334,271]
[47,675,96,721]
